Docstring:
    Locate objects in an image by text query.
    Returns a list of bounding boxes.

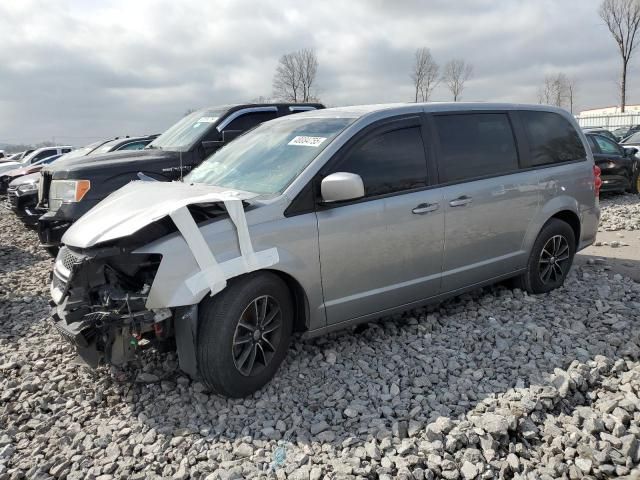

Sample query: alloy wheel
[232,295,283,377]
[538,235,570,285]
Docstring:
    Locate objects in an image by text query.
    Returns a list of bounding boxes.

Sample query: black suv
[38,103,323,250]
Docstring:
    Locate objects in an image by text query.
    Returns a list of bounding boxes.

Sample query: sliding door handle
[449,195,472,207]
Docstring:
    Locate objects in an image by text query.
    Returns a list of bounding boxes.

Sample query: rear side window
[223,111,278,133]
[117,141,150,151]
[521,111,586,165]
[337,126,427,196]
[593,135,622,155]
[434,113,519,183]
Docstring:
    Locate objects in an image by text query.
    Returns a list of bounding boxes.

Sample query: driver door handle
[449,195,472,207]
[412,202,439,214]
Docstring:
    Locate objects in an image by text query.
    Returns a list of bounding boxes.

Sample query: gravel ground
[599,193,640,231]
[1,196,640,479]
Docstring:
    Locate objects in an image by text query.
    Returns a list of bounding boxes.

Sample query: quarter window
[593,135,622,155]
[521,111,586,165]
[336,126,427,196]
[434,113,519,183]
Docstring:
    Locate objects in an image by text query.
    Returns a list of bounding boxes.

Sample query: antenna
[179,150,183,182]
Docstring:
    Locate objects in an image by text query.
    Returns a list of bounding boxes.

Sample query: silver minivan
[50,103,600,397]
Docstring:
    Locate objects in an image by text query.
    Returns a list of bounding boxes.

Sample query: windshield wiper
[145,144,162,150]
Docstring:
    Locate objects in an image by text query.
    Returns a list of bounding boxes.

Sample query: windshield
[623,132,640,143]
[184,116,355,195]
[147,108,226,152]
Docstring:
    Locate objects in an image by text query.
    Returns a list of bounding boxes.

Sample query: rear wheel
[631,169,640,194]
[196,272,293,398]
[514,219,575,294]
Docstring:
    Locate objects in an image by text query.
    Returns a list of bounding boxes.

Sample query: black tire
[45,246,59,257]
[514,219,576,294]
[196,272,293,398]
[631,169,640,194]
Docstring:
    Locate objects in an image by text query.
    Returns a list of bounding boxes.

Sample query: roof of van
[289,102,571,119]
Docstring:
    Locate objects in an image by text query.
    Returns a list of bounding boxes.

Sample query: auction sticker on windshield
[288,136,327,147]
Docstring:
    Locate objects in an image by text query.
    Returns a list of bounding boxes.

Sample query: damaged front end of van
[48,180,278,377]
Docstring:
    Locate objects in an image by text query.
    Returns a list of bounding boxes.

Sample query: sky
[0,0,631,146]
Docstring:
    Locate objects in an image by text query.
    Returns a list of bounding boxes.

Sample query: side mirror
[625,147,638,157]
[320,172,365,203]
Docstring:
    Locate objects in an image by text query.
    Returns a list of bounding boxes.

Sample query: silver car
[50,103,600,397]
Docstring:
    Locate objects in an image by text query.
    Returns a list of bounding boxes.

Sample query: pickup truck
[37,103,323,252]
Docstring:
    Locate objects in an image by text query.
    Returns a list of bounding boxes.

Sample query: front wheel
[196,272,293,398]
[514,219,576,294]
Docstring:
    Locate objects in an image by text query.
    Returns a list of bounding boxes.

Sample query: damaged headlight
[49,179,91,210]
[17,182,38,193]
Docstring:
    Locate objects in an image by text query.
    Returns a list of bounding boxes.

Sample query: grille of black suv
[39,171,52,206]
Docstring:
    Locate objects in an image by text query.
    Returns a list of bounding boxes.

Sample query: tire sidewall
[525,219,576,294]
[196,272,293,398]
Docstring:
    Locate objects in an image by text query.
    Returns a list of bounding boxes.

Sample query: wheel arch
[549,209,581,248]
[264,269,310,333]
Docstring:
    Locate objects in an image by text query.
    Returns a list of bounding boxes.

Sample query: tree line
[271,0,640,114]
[269,46,475,104]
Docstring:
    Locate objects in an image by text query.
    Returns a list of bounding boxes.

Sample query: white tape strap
[224,199,258,269]
[169,206,227,296]
[169,199,280,298]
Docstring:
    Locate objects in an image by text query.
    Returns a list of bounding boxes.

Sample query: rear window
[434,113,519,183]
[521,111,586,166]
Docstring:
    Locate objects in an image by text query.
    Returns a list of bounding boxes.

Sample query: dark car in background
[585,132,640,194]
[37,103,323,251]
[7,135,157,228]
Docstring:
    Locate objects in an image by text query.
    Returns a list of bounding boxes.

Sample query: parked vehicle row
[42,102,600,397]
[4,135,158,231]
[581,127,640,194]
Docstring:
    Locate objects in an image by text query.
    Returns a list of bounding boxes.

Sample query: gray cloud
[0,0,628,145]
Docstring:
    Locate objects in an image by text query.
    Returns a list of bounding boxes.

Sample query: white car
[0,146,72,176]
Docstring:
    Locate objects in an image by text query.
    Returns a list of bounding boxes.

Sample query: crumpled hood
[62,181,256,248]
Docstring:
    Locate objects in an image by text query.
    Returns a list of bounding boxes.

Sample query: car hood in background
[5,165,41,178]
[47,149,180,178]
[0,162,21,175]
[9,172,40,187]
[62,181,256,249]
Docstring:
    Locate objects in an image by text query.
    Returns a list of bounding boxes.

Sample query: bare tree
[249,95,272,104]
[537,73,576,111]
[272,48,319,102]
[442,59,473,101]
[567,77,578,113]
[599,0,640,112]
[410,47,440,102]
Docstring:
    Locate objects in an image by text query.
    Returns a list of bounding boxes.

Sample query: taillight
[593,165,602,197]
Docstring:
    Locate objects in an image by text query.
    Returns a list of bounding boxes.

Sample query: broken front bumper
[50,246,163,367]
